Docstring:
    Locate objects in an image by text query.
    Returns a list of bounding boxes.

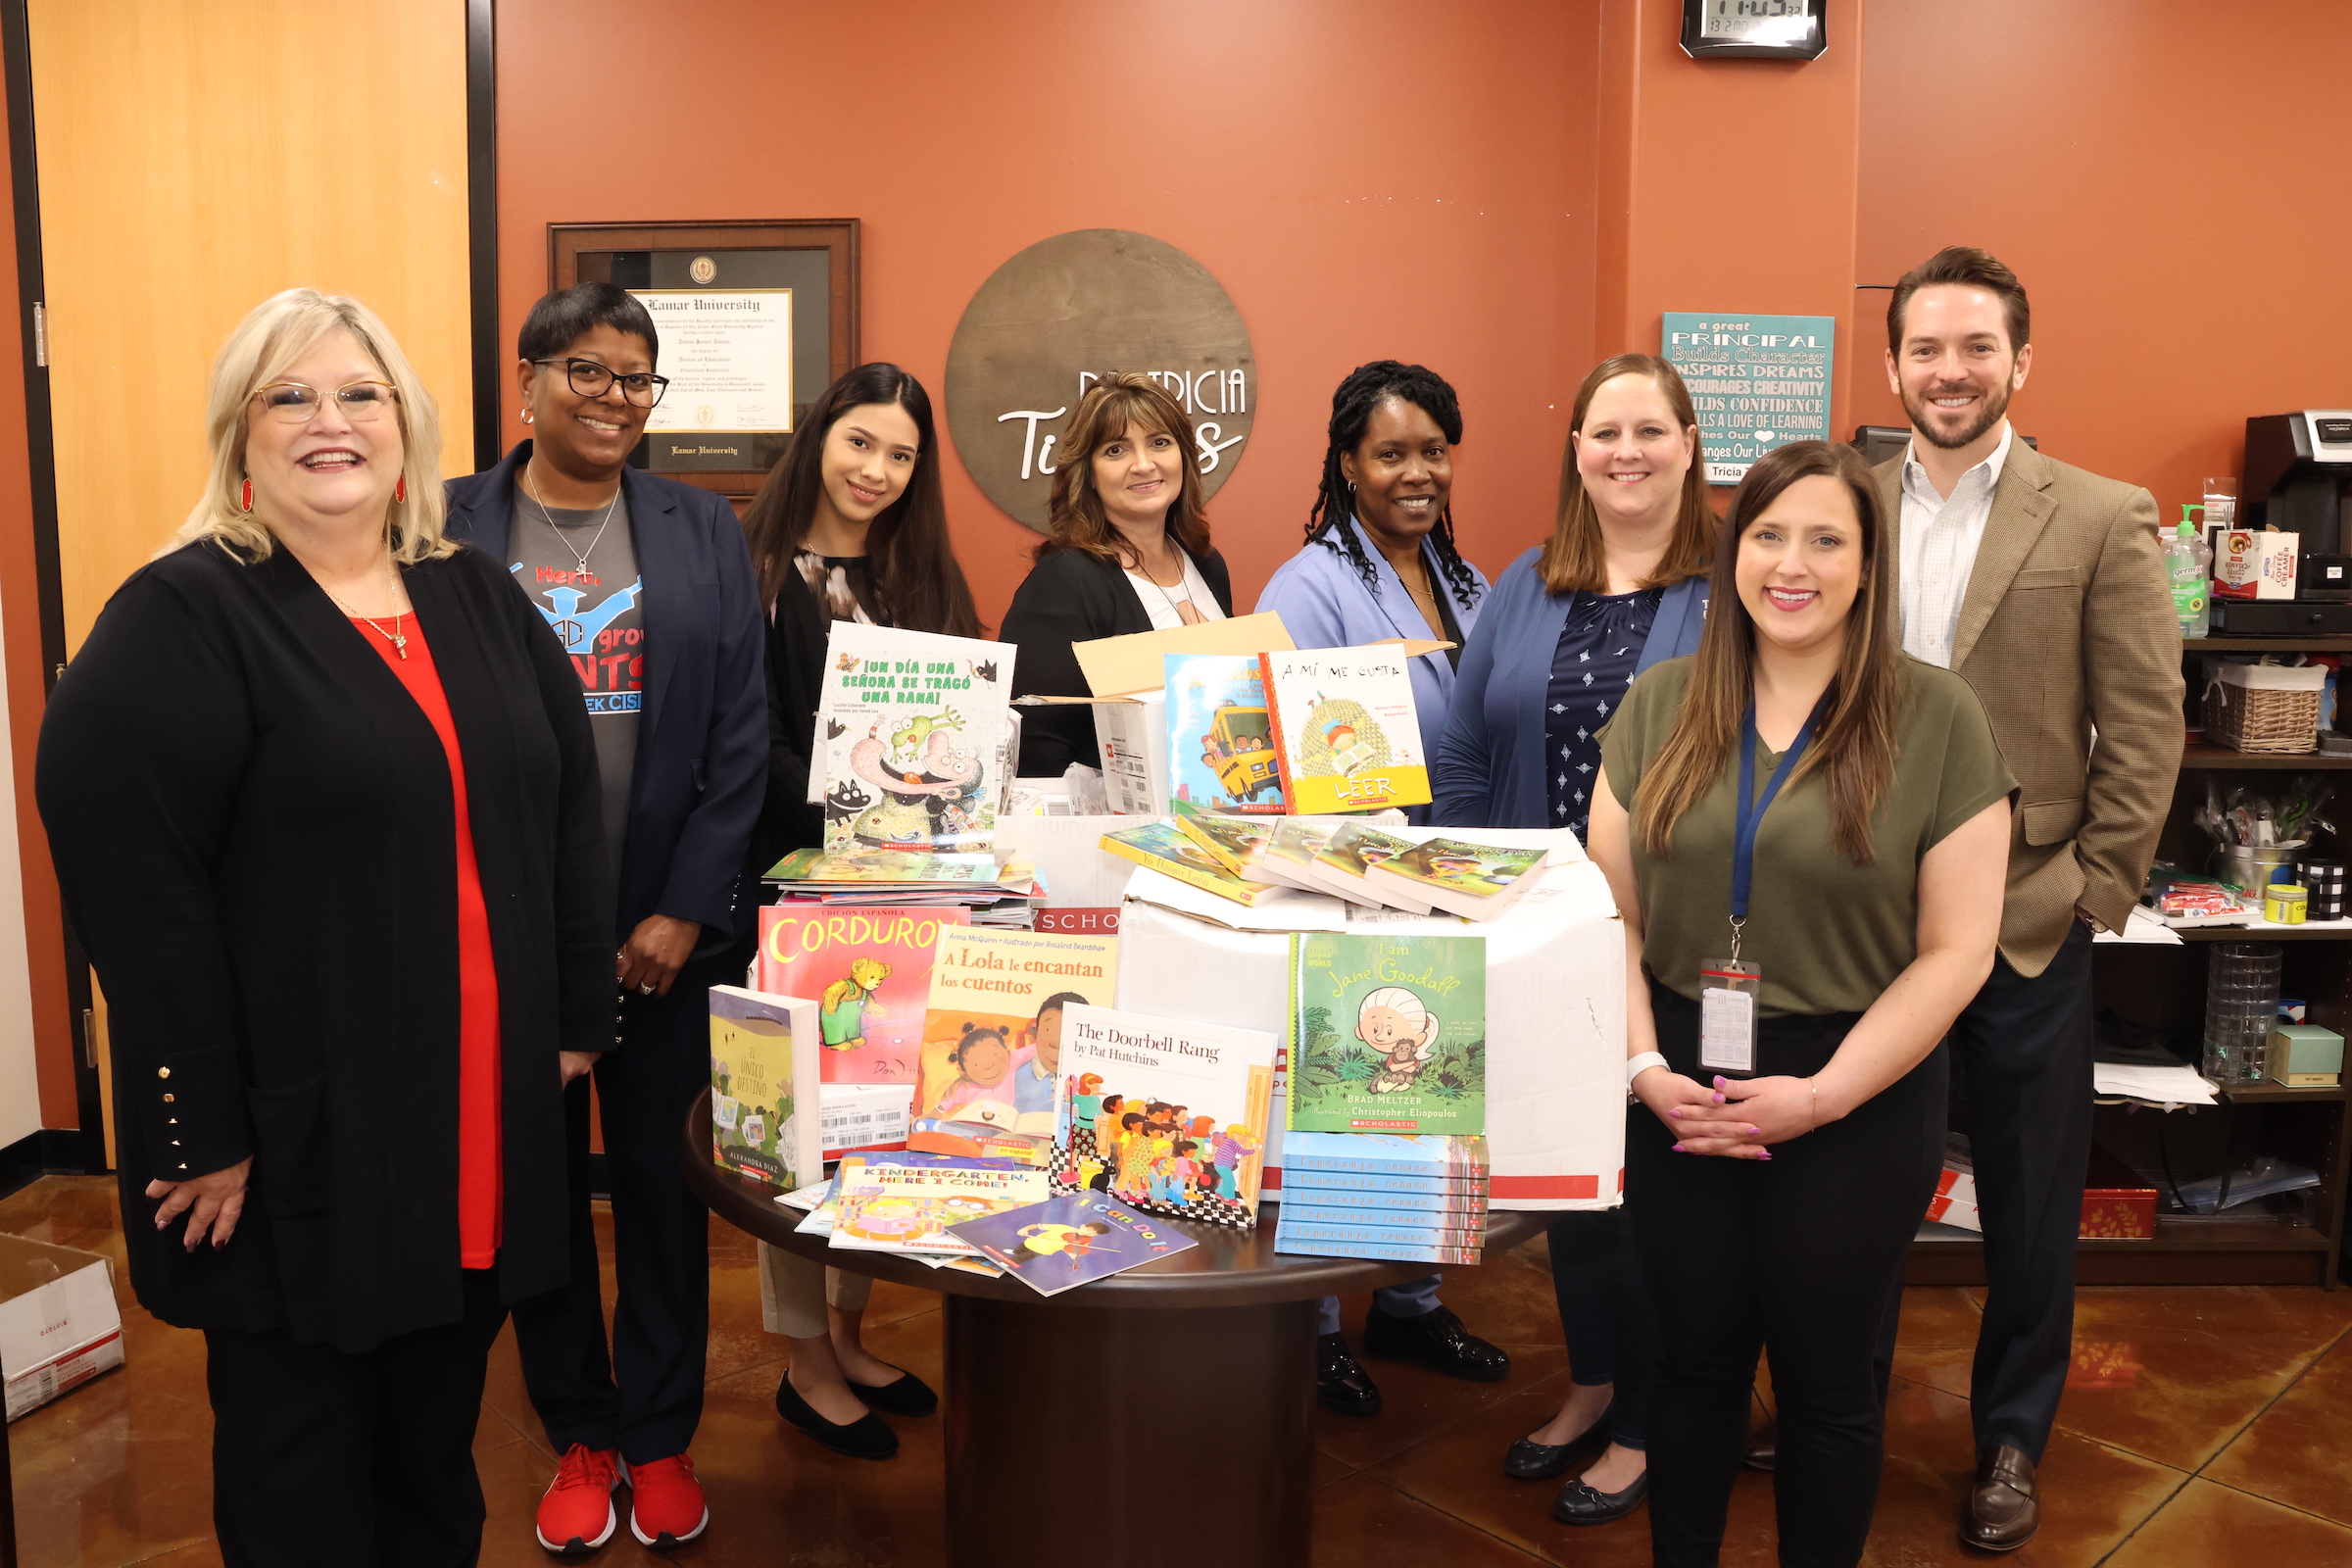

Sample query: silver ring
[637,983,656,996]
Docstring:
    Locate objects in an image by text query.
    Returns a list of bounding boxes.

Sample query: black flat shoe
[1742,1417,1777,1471]
[1316,1332,1382,1417]
[1503,1413,1603,1480]
[1362,1303,1510,1383]
[1552,1466,1648,1525]
[849,1367,938,1418]
[774,1371,898,1459]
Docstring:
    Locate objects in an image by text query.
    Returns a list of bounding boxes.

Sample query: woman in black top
[736,364,977,1459]
[36,288,609,1568]
[1000,372,1233,775]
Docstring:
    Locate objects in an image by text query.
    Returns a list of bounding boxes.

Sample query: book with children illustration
[1099,821,1281,906]
[1049,1003,1279,1229]
[910,926,1119,1133]
[807,621,1015,857]
[945,1192,1199,1297]
[1286,933,1487,1136]
[1167,802,1281,882]
[1252,815,1354,896]
[1256,648,1431,814]
[826,1154,1054,1257]
[1307,820,1433,913]
[1163,652,1286,814]
[756,903,965,1085]
[708,986,823,1192]
[1361,835,1551,920]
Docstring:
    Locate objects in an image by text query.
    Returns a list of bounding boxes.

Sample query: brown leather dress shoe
[1962,1445,2039,1551]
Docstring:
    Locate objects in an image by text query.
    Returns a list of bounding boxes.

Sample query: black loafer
[774,1371,898,1459]
[1362,1303,1510,1383]
[849,1367,938,1418]
[1742,1417,1777,1471]
[1504,1438,1580,1481]
[1316,1333,1382,1417]
[1552,1467,1648,1525]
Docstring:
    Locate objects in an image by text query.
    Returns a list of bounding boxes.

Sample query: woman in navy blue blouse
[1432,354,1715,1526]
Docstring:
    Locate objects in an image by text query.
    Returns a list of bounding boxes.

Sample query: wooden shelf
[2186,635,2352,653]
[2218,1083,2348,1102]
[1913,1214,2328,1256]
[2180,744,2352,769]
[2169,923,2352,942]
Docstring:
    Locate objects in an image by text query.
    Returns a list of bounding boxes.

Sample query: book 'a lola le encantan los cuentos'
[910,925,1119,1132]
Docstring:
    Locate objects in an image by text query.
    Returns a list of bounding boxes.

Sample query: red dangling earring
[394,474,407,504]
[239,478,253,514]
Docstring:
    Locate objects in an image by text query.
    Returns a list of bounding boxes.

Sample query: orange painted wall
[1852,2,2352,518]
[493,0,1602,624]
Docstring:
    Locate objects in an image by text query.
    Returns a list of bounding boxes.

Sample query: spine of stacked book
[1271,1132,1490,1266]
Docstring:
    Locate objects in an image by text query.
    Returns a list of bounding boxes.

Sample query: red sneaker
[534,1444,621,1554]
[627,1451,710,1546]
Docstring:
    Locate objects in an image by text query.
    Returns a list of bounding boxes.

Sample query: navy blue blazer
[446,442,767,944]
[1430,548,1707,830]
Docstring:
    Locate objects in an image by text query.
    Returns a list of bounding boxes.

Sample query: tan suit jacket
[1877,441,2184,976]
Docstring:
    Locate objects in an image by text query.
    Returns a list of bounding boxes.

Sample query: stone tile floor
[6,1175,2349,1566]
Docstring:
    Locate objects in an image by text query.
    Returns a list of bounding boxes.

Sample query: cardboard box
[2270,1023,2345,1088]
[1112,832,1627,1211]
[2213,528,2299,601]
[1,1234,124,1422]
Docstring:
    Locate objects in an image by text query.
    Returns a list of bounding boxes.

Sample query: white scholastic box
[1,1233,124,1422]
[1111,828,1627,1211]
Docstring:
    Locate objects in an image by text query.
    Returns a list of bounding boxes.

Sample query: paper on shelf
[2093,906,2185,946]
[2091,1062,2218,1106]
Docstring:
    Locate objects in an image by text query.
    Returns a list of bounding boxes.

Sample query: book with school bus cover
[1257,648,1431,814]
[910,925,1119,1131]
[756,903,965,1085]
[1164,653,1287,813]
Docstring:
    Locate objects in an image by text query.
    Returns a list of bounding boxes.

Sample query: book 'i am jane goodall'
[756,904,966,1085]
[807,621,1013,856]
[946,1192,1199,1296]
[1163,652,1285,813]
[1257,647,1430,814]
[1288,933,1487,1136]
[911,925,1120,1134]
[709,986,824,1191]
[1051,1003,1280,1229]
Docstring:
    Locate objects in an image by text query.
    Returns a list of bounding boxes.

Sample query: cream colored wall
[0,582,39,1150]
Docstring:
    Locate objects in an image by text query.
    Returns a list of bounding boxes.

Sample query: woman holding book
[1431,353,1716,1523]
[1001,373,1233,777]
[1592,441,2011,1566]
[737,362,982,1461]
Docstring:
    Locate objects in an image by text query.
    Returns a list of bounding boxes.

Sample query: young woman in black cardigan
[1000,372,1234,776]
[736,363,979,1459]
[36,289,611,1568]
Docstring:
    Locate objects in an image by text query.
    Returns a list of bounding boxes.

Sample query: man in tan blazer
[1872,248,2183,1550]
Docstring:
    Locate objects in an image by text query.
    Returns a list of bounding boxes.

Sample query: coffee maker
[2216,411,2352,633]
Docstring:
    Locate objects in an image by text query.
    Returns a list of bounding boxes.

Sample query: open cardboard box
[1,1232,124,1421]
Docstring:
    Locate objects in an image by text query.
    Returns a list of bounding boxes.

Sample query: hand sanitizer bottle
[2168,509,2211,639]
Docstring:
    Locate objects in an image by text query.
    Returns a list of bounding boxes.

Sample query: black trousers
[1874,918,2094,1462]
[1547,1204,1656,1449]
[205,1265,508,1568]
[513,950,739,1464]
[1631,983,1946,1568]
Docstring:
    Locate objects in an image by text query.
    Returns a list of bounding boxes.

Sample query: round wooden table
[681,1090,1547,1567]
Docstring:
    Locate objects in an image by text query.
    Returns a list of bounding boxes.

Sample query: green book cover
[1289,933,1486,1135]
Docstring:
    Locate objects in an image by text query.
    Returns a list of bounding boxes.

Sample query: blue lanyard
[1731,695,1831,936]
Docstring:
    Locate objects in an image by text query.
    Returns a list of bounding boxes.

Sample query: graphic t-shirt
[509,490,642,871]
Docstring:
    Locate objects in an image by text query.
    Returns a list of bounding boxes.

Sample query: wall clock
[1681,0,1826,62]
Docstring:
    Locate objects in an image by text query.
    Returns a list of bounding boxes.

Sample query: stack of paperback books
[1272,1132,1491,1264]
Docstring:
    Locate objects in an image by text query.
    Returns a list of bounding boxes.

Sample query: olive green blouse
[1600,655,2016,1017]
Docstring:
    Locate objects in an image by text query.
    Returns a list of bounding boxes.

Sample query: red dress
[352,614,504,1268]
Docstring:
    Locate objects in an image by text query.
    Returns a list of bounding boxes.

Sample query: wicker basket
[2201,662,2325,754]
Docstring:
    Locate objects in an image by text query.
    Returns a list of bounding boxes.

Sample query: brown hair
[1036,372,1210,566]
[1886,246,2031,354]
[1632,441,1902,864]
[1541,355,1715,595]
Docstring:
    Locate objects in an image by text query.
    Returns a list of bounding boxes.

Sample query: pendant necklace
[1139,544,1199,624]
[328,557,411,660]
[525,460,620,576]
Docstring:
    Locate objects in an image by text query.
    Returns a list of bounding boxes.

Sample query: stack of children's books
[1270,929,1494,1264]
[788,1152,1051,1278]
[1102,809,1552,920]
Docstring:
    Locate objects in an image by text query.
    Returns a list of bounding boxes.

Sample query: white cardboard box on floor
[0,1232,124,1422]
[1112,833,1626,1211]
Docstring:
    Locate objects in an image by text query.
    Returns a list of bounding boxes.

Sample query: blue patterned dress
[1544,587,1663,839]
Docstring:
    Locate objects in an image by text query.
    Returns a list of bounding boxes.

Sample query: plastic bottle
[2167,508,2211,638]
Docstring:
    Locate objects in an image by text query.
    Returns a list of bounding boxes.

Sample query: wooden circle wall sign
[945,228,1254,532]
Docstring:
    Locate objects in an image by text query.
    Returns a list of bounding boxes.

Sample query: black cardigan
[35,541,612,1352]
[998,545,1234,776]
[743,564,846,887]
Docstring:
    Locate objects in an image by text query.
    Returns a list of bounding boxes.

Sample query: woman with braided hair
[1256,361,1490,828]
[1257,362,1508,1420]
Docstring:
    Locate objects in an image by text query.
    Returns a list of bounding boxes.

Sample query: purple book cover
[945,1193,1197,1297]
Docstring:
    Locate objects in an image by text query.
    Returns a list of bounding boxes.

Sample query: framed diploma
[549,220,859,500]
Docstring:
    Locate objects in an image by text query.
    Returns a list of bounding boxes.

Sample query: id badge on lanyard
[1699,697,1826,1077]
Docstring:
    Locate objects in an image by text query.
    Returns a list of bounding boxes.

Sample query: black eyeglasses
[531,358,669,408]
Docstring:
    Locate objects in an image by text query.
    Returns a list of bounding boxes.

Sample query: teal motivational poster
[1661,313,1835,485]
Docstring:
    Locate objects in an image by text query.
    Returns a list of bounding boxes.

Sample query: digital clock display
[1684,0,1824,59]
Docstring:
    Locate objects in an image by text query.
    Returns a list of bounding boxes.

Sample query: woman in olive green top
[1588,441,2014,1568]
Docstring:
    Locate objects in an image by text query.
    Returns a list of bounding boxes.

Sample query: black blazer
[999,545,1234,775]
[745,564,857,889]
[35,542,611,1352]
[446,443,767,945]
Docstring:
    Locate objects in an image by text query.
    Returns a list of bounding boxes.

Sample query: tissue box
[1,1235,123,1422]
[2270,1023,2345,1088]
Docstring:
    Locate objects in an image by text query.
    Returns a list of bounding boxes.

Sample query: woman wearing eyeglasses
[37,288,611,1566]
[444,282,766,1553]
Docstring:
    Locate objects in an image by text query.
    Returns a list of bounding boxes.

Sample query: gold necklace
[327,558,411,660]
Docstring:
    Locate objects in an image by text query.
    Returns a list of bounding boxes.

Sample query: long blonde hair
[165,288,452,564]
[1542,355,1715,595]
[1036,372,1210,567]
